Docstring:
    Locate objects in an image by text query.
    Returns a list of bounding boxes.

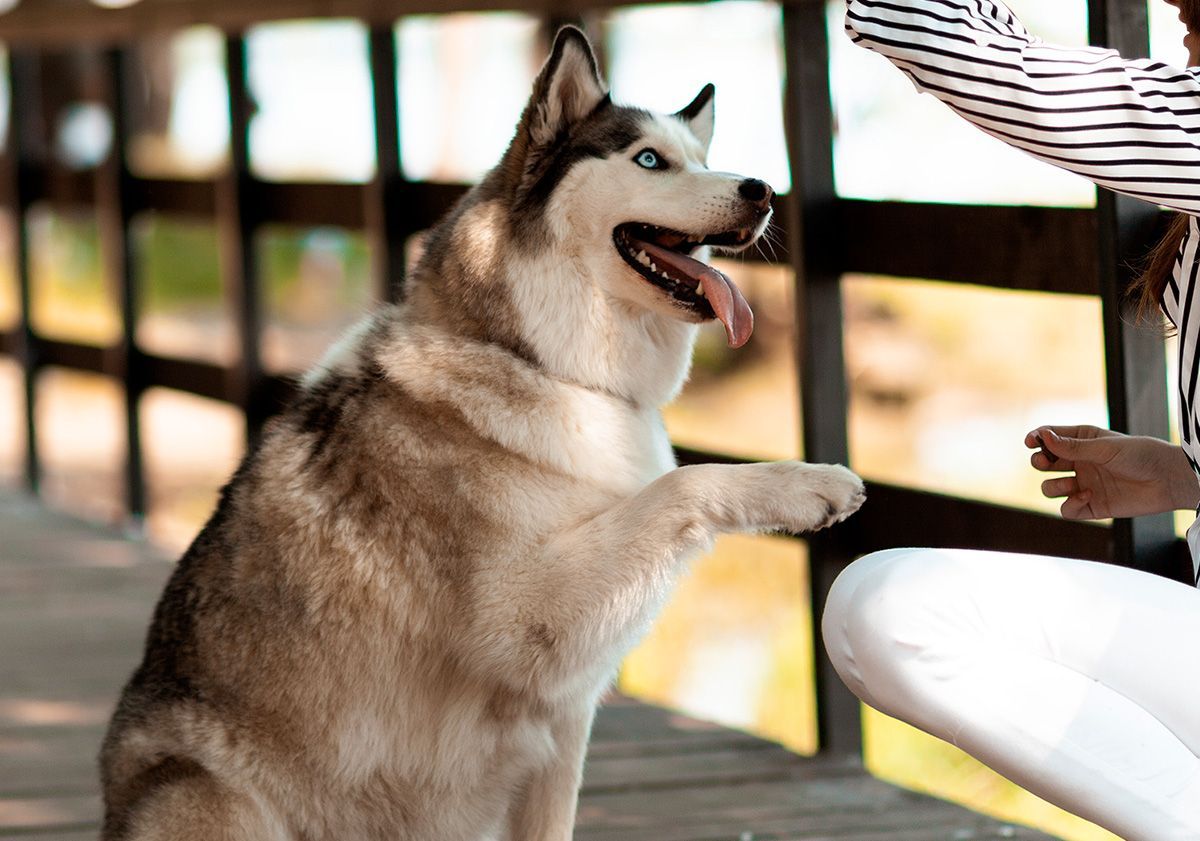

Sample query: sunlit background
[0,2,1191,839]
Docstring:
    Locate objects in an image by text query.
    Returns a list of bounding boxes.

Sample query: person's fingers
[1027,425,1079,444]
[1042,476,1080,499]
[1038,429,1076,460]
[1030,449,1074,472]
[1027,424,1112,446]
[1060,490,1095,520]
[1040,428,1112,464]
[1026,429,1073,472]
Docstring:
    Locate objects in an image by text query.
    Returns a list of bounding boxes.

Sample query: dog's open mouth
[613,222,755,349]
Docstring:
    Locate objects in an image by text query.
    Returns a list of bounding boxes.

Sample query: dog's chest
[317,701,557,838]
[541,391,676,494]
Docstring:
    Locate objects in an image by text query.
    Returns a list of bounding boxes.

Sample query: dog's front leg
[500,461,865,694]
[477,462,860,840]
[505,708,594,841]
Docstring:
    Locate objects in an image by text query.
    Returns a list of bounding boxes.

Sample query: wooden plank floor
[0,491,1059,840]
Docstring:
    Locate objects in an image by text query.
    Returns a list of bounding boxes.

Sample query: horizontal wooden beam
[252,179,469,232]
[8,164,97,211]
[676,444,1137,564]
[34,340,256,408]
[839,199,1104,295]
[846,482,1113,562]
[257,180,364,229]
[38,336,110,374]
[8,356,1185,574]
[0,0,684,46]
[127,177,216,217]
[2,173,1138,299]
[138,351,230,401]
[31,334,298,408]
[6,168,473,232]
[13,191,1112,302]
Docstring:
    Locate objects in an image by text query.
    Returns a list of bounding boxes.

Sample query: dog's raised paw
[809,463,866,530]
[765,462,865,534]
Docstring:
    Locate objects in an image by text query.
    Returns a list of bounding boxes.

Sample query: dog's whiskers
[752,222,785,263]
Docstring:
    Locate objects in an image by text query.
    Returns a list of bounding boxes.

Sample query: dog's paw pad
[803,464,865,531]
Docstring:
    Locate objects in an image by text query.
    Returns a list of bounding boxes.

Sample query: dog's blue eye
[635,149,664,170]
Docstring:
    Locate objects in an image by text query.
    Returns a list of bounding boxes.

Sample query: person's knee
[823,548,936,658]
[822,548,976,714]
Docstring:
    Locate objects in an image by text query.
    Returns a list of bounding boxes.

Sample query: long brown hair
[1130,213,1189,326]
[1129,0,1200,323]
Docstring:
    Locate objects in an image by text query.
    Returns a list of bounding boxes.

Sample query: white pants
[822,548,1200,841]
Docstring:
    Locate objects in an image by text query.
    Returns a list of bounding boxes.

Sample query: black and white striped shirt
[846,0,1200,579]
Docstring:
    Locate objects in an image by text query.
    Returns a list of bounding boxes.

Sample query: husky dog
[99,27,864,841]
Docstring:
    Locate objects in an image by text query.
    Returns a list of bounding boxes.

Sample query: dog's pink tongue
[697,266,754,349]
[637,241,754,349]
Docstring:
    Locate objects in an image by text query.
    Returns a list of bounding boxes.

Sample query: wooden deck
[0,491,1058,841]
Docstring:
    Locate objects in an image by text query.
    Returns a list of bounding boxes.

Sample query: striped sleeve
[845,0,1200,214]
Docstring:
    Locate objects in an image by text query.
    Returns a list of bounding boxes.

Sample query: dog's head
[412,27,774,407]
[503,27,773,347]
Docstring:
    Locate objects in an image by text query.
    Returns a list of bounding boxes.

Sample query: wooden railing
[0,0,1190,765]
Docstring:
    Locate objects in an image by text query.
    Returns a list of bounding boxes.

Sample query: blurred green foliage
[29,208,116,343]
[32,211,372,320]
[258,224,371,316]
[137,214,221,312]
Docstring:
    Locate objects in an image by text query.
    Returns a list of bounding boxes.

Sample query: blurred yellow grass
[140,387,245,554]
[620,533,818,754]
[28,209,121,346]
[866,711,1120,841]
[34,368,126,524]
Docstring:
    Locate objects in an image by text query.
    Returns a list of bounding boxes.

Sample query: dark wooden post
[220,34,266,444]
[366,26,406,304]
[1089,0,1187,582]
[8,49,41,497]
[782,0,862,759]
[97,46,145,522]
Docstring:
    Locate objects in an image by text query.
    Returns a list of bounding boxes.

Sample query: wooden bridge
[0,489,1054,841]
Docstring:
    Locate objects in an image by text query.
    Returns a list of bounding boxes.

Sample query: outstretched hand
[1026,425,1200,520]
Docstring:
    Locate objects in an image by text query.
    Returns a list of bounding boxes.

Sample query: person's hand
[1025,425,1200,519]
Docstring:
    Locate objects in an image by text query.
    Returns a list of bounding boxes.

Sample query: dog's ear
[523,26,608,148]
[675,83,715,153]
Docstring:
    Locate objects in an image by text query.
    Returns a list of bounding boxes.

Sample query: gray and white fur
[99,27,865,841]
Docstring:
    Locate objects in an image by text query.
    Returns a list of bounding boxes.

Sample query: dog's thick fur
[99,28,865,841]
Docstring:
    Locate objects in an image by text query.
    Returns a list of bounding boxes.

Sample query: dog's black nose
[738,178,773,208]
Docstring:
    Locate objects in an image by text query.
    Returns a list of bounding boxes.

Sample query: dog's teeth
[696,284,705,298]
[636,251,650,266]
[649,262,658,272]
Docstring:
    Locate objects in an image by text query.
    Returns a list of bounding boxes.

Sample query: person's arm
[846,0,1200,214]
